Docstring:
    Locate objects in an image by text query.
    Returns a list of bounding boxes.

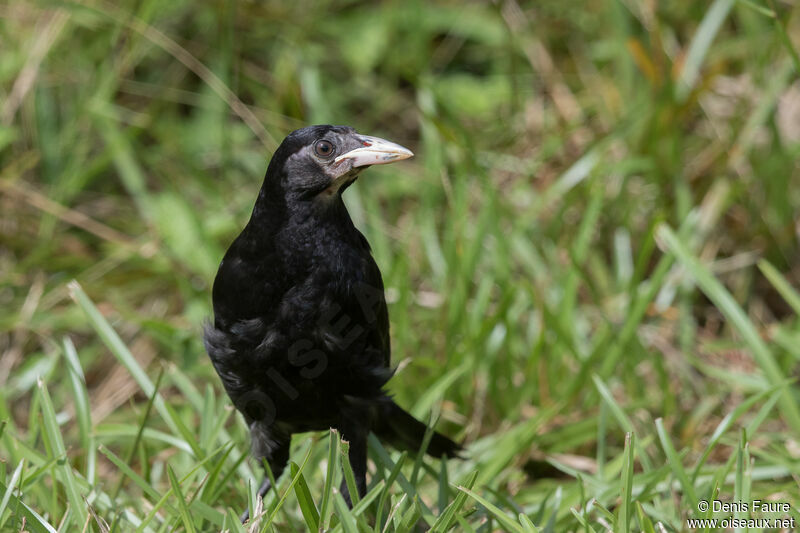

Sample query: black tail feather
[373,401,461,458]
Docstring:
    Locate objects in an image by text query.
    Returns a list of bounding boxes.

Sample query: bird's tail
[373,400,461,458]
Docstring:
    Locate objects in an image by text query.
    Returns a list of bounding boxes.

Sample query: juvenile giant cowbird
[204,125,459,516]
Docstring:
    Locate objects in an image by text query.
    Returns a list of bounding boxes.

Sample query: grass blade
[320,429,341,531]
[677,0,735,100]
[339,440,360,507]
[290,461,319,531]
[619,432,635,533]
[455,486,524,533]
[757,259,800,317]
[734,429,751,532]
[0,478,58,533]
[0,459,24,522]
[333,489,359,533]
[61,337,94,482]
[37,378,87,528]
[655,418,697,510]
[167,465,196,533]
[430,470,478,532]
[67,281,204,452]
[658,225,800,434]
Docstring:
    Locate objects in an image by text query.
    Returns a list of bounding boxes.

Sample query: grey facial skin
[281,127,413,198]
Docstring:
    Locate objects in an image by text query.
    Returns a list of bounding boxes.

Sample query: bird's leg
[238,475,273,524]
[240,427,290,523]
[339,417,369,507]
[256,476,273,499]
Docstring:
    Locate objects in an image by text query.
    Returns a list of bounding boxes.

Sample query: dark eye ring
[314,140,334,158]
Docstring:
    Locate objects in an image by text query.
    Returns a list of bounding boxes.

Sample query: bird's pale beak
[335,135,414,168]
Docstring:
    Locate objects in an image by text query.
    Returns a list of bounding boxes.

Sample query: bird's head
[264,125,414,201]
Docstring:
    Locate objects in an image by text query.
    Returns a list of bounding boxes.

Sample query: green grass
[2,0,800,531]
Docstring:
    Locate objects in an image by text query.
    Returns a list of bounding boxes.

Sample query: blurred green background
[2,0,800,531]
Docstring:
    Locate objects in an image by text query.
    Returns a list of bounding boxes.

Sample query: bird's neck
[244,191,361,255]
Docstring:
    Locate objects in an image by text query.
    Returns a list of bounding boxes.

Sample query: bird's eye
[314,140,334,158]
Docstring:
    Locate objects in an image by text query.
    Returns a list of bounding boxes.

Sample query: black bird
[204,125,460,518]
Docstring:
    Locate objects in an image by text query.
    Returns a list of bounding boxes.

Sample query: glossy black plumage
[204,125,459,518]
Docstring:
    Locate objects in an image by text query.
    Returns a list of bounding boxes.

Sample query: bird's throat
[320,173,359,199]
